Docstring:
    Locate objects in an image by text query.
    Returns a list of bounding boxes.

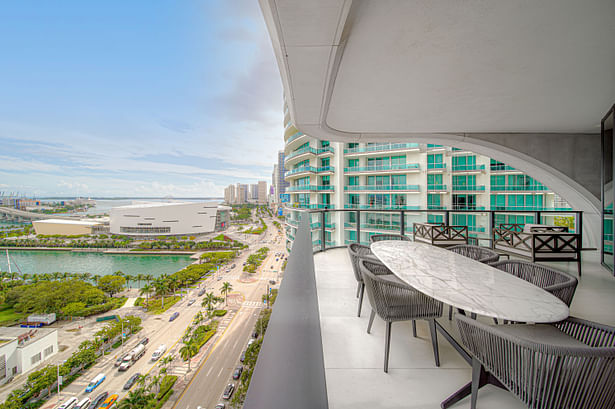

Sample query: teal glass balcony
[290,203,335,210]
[427,184,448,191]
[343,204,420,210]
[427,205,447,210]
[343,143,420,154]
[285,146,335,162]
[286,131,305,145]
[344,163,420,173]
[490,164,517,172]
[287,185,335,192]
[451,205,486,210]
[344,184,420,192]
[451,164,485,172]
[427,163,446,170]
[285,166,317,177]
[317,166,335,173]
[491,184,549,191]
[452,185,486,192]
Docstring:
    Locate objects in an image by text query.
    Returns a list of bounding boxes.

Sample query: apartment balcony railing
[490,164,519,172]
[343,163,420,173]
[451,164,486,172]
[427,184,448,192]
[287,185,335,192]
[288,203,335,210]
[427,163,446,170]
[285,146,336,162]
[343,204,420,210]
[491,184,549,191]
[452,185,486,192]
[317,166,335,173]
[343,143,420,154]
[285,166,317,177]
[452,205,487,211]
[344,222,401,231]
[427,205,447,210]
[344,184,420,192]
[285,131,306,145]
[491,206,572,211]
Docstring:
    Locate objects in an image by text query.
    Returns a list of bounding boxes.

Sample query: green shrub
[212,309,227,317]
[156,375,177,400]
[134,297,143,307]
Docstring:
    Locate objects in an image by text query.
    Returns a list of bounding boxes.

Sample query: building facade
[0,327,58,383]
[283,130,572,248]
[109,202,229,236]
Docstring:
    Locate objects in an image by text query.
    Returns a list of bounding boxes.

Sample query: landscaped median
[243,247,269,273]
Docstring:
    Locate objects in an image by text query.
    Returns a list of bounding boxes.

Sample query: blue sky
[0,1,284,197]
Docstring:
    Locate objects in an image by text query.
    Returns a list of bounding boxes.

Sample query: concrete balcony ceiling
[260,0,615,247]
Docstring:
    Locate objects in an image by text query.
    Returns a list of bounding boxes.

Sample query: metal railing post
[490,212,496,248]
[400,210,405,236]
[321,211,326,252]
[356,210,361,244]
[445,210,450,226]
[577,211,583,248]
[535,211,541,224]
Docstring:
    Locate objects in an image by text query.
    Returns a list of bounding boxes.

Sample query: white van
[75,397,91,409]
[151,344,167,361]
[58,396,79,409]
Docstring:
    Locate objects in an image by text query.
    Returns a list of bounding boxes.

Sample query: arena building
[32,219,104,235]
[109,202,230,237]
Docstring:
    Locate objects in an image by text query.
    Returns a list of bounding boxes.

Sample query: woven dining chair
[490,260,578,306]
[446,245,500,319]
[360,259,443,372]
[369,233,411,243]
[347,243,380,317]
[456,314,615,409]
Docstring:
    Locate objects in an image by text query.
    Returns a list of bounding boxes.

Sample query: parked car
[58,396,79,409]
[139,337,149,346]
[251,330,259,339]
[98,394,118,409]
[222,383,235,400]
[123,372,141,390]
[169,312,180,321]
[187,299,196,306]
[233,365,243,380]
[88,392,108,409]
[74,397,91,409]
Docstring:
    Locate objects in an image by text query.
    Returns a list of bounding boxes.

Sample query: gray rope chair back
[369,233,411,243]
[347,243,374,284]
[360,259,443,322]
[447,244,499,264]
[456,314,615,409]
[490,260,578,306]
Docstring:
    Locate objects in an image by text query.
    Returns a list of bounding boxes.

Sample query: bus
[85,373,106,392]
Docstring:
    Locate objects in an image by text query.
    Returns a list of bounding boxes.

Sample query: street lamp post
[57,359,66,403]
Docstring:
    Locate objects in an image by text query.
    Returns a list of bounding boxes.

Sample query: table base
[441,365,506,409]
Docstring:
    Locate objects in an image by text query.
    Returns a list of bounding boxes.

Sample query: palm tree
[139,284,152,306]
[149,374,161,393]
[117,388,151,409]
[153,277,169,309]
[144,274,154,285]
[124,274,132,289]
[179,343,198,371]
[61,272,69,280]
[136,273,145,288]
[221,282,233,306]
[92,274,101,285]
[202,292,216,314]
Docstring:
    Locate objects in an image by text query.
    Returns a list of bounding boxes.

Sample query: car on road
[169,312,180,321]
[123,372,141,390]
[222,383,235,400]
[114,353,129,367]
[271,265,274,269]
[139,337,149,346]
[85,373,106,393]
[269,280,276,285]
[75,397,91,409]
[98,394,118,409]
[197,288,206,296]
[88,392,108,409]
[231,264,236,268]
[151,344,167,361]
[214,404,226,409]
[233,365,243,380]
[58,396,78,409]
[187,299,196,306]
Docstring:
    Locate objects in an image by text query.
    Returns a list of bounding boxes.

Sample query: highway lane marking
[170,305,243,409]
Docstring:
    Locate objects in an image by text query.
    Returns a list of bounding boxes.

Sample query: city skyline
[0,1,284,197]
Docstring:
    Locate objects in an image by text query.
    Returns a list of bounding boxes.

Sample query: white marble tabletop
[371,241,569,323]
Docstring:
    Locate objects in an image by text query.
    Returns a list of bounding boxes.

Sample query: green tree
[221,281,233,306]
[139,284,153,305]
[97,275,126,296]
[179,342,198,371]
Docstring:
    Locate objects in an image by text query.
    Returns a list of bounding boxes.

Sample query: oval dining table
[371,240,570,408]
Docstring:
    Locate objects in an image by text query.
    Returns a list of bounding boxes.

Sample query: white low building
[32,219,104,235]
[109,202,231,237]
[0,327,58,383]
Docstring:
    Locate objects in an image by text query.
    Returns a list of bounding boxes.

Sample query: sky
[0,1,284,198]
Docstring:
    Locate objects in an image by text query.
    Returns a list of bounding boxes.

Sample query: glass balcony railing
[285,131,305,145]
[285,166,317,177]
[288,203,335,210]
[451,205,486,210]
[344,163,420,173]
[491,206,571,211]
[427,205,447,210]
[285,146,335,161]
[343,143,420,154]
[427,184,448,191]
[344,222,401,231]
[426,163,446,170]
[343,204,420,210]
[490,164,517,172]
[317,166,335,173]
[491,184,549,191]
[451,164,485,172]
[344,184,420,192]
[287,185,335,192]
[452,185,486,192]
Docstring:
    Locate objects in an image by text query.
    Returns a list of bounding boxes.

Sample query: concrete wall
[16,330,58,374]
[0,339,18,383]
[32,221,95,236]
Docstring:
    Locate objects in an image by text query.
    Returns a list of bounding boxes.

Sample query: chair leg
[384,321,392,373]
[357,283,365,317]
[428,319,440,367]
[356,282,361,298]
[448,305,453,320]
[367,309,376,334]
[577,259,582,277]
[471,357,481,409]
[412,320,417,337]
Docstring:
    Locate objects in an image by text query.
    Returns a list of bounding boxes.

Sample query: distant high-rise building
[236,184,248,204]
[250,184,259,200]
[224,185,235,204]
[277,150,289,199]
[257,181,268,205]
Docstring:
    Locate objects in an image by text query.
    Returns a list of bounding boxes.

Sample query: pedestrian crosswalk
[242,301,263,308]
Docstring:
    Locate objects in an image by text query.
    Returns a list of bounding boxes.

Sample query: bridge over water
[0,207,74,222]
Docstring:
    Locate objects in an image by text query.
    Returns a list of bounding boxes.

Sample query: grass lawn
[0,304,26,326]
[144,295,181,314]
